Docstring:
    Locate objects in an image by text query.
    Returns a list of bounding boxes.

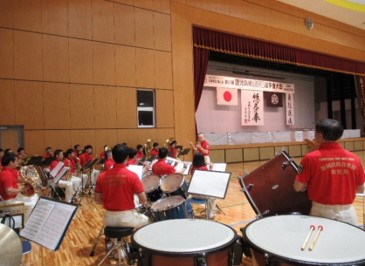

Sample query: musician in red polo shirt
[94,144,149,228]
[79,145,100,186]
[151,148,176,177]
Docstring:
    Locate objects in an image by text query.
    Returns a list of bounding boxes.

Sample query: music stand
[49,166,70,201]
[80,158,99,195]
[188,170,231,218]
[179,148,190,160]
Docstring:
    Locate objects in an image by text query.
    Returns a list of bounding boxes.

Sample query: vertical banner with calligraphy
[241,90,264,126]
[286,93,294,125]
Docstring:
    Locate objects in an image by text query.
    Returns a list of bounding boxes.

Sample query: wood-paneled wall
[0,0,364,156]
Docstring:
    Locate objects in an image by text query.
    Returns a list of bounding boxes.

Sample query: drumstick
[301,225,315,251]
[309,225,323,251]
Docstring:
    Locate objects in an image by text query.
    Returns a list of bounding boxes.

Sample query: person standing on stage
[294,119,365,225]
[189,133,211,164]
[94,144,149,228]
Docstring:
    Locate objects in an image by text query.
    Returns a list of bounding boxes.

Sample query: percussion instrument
[150,195,188,222]
[160,173,188,199]
[240,150,311,217]
[132,219,239,266]
[241,215,365,265]
[142,174,162,202]
[0,223,22,266]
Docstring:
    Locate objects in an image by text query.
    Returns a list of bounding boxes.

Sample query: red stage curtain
[193,27,365,75]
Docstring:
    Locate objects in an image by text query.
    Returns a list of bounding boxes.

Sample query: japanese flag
[216,87,238,106]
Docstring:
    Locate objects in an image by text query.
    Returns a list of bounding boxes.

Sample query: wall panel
[114,4,135,46]
[93,86,117,128]
[156,90,174,128]
[0,80,15,124]
[24,130,45,156]
[0,28,14,79]
[117,129,142,147]
[116,87,137,128]
[155,51,172,89]
[70,130,95,150]
[135,48,155,88]
[92,0,114,43]
[94,129,118,154]
[115,46,136,87]
[12,0,42,32]
[68,0,93,39]
[42,0,68,35]
[44,130,71,150]
[44,82,70,129]
[93,42,116,85]
[42,35,69,82]
[0,1,13,28]
[69,39,93,84]
[70,84,95,129]
[154,12,171,51]
[14,81,44,129]
[13,31,42,80]
[153,0,171,14]
[135,8,154,49]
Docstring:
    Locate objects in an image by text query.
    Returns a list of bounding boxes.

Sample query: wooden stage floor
[21,152,365,266]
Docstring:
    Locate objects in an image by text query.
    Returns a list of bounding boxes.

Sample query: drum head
[142,175,161,193]
[151,195,185,212]
[242,152,311,216]
[160,173,184,193]
[242,215,365,265]
[133,219,236,254]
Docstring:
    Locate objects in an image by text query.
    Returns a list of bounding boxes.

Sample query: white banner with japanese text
[241,90,264,126]
[286,93,294,125]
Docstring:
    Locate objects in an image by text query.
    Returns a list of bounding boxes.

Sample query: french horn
[19,166,40,197]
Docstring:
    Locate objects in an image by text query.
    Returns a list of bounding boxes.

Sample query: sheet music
[188,170,231,199]
[127,165,144,180]
[20,197,77,250]
[49,161,64,178]
[54,167,70,184]
[210,163,227,172]
[174,162,192,175]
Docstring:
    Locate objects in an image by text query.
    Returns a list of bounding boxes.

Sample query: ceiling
[277,0,365,30]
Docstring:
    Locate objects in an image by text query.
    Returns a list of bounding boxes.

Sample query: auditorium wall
[0,0,364,157]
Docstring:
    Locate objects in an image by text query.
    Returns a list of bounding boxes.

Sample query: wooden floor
[20,152,365,266]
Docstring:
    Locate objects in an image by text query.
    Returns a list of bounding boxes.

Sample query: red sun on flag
[217,87,238,106]
[223,91,232,102]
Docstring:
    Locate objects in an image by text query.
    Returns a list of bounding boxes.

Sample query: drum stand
[90,226,104,256]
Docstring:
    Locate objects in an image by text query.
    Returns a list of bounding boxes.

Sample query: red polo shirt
[0,167,19,200]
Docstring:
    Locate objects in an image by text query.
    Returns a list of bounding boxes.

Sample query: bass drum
[132,219,240,266]
[239,150,311,217]
[241,215,365,265]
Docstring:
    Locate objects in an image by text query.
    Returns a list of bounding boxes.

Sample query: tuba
[144,139,154,158]
[19,166,40,197]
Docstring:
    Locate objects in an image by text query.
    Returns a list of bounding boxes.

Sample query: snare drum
[150,195,188,222]
[242,215,365,265]
[132,219,238,266]
[160,173,188,199]
[241,150,311,217]
[142,174,162,202]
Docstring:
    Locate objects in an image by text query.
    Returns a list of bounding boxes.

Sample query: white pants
[311,201,357,225]
[91,169,100,185]
[104,209,149,229]
[58,180,75,203]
